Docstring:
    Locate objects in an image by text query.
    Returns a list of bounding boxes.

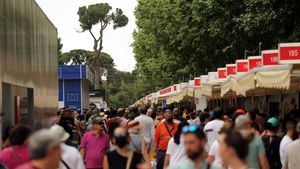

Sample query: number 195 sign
[279,43,300,64]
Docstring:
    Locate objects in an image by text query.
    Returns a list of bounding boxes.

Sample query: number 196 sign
[279,43,300,64]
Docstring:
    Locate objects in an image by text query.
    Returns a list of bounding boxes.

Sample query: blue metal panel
[58,65,93,82]
[63,80,81,110]
[82,66,87,79]
[58,65,81,80]
[58,80,63,101]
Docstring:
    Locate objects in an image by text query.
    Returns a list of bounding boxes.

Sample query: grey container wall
[0,0,58,130]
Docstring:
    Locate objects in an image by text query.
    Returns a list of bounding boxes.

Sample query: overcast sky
[35,0,137,72]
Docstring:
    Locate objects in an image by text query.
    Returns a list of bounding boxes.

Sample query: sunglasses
[182,125,198,133]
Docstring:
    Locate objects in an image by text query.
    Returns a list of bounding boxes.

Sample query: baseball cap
[49,125,70,142]
[235,109,246,114]
[267,117,280,127]
[92,117,104,125]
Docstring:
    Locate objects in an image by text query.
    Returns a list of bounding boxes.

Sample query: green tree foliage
[58,49,138,107]
[104,70,139,108]
[57,38,63,54]
[57,37,63,64]
[133,0,300,96]
[58,50,114,86]
[77,3,129,89]
[58,49,93,65]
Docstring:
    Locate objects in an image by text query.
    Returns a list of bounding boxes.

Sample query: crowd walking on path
[1,105,300,169]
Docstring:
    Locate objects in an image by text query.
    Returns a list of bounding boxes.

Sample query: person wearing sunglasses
[169,125,216,169]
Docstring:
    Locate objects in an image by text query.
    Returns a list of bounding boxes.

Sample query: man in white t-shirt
[203,107,224,151]
[285,122,300,169]
[164,136,188,168]
[49,125,85,169]
[134,107,155,150]
[279,120,296,169]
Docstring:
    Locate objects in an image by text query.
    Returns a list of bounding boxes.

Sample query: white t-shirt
[59,143,85,169]
[166,137,188,168]
[208,140,222,168]
[286,139,300,169]
[188,117,200,126]
[204,119,224,151]
[280,135,293,169]
[134,114,155,143]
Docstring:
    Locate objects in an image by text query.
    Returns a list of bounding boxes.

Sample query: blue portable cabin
[58,65,93,110]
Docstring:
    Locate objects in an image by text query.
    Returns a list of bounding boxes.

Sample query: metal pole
[80,65,83,113]
[259,42,262,55]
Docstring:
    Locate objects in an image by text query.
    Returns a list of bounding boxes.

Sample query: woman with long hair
[163,121,189,169]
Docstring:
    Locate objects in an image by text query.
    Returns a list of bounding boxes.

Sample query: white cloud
[35,0,137,72]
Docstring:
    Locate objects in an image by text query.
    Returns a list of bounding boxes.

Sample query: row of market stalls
[134,43,300,117]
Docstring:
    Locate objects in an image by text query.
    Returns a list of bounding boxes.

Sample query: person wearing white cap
[50,125,85,169]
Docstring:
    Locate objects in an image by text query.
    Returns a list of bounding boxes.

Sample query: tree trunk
[94,62,102,89]
[89,27,104,90]
[93,52,102,90]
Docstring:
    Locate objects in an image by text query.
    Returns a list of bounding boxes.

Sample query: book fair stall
[134,42,300,117]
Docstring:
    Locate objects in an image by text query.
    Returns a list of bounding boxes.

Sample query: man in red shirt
[16,129,61,169]
[154,109,178,169]
[81,118,110,169]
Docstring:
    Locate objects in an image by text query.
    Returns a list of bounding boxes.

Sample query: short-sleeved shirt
[0,145,30,169]
[154,122,178,151]
[106,150,142,169]
[204,119,224,151]
[59,143,85,169]
[80,131,110,169]
[166,137,187,168]
[285,139,300,169]
[208,140,222,168]
[279,135,293,169]
[134,114,155,143]
[188,117,200,126]
[246,135,266,169]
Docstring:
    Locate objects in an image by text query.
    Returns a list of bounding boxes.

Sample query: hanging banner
[236,59,248,74]
[208,72,218,83]
[226,64,236,75]
[194,77,201,86]
[173,84,177,91]
[279,43,300,64]
[261,50,279,66]
[248,56,262,70]
[189,80,195,86]
[200,75,209,86]
[159,87,171,95]
[217,68,227,80]
[180,82,188,90]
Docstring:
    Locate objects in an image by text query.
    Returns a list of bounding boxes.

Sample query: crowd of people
[1,105,300,169]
